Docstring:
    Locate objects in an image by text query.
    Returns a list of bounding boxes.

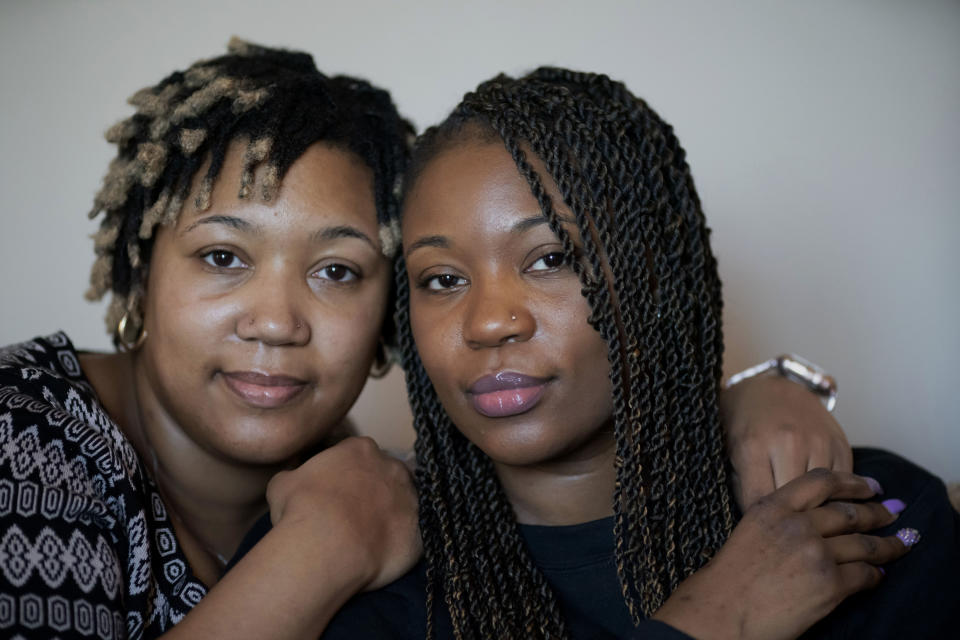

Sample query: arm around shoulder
[170,437,421,639]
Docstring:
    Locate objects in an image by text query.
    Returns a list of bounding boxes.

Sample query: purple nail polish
[878,567,886,576]
[881,498,906,515]
[896,527,921,547]
[862,476,884,495]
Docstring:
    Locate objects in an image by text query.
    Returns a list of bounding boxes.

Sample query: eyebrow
[404,235,448,257]
[182,217,377,251]
[311,225,379,251]
[182,215,259,235]
[511,214,577,233]
[404,214,579,258]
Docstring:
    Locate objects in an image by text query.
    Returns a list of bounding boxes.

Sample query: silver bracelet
[724,354,838,412]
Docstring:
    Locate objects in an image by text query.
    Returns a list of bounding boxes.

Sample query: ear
[369,339,392,379]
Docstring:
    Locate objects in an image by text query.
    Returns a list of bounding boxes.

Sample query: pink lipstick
[468,371,549,418]
[221,371,308,409]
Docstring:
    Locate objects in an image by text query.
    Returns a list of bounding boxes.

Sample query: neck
[80,351,282,584]
[494,428,617,526]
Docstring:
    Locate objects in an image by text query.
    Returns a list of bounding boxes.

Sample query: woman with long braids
[320,68,960,639]
[1,40,875,637]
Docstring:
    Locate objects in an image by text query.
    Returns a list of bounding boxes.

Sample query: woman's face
[138,141,391,464]
[403,141,614,469]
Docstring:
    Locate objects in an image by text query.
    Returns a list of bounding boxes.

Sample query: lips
[220,371,308,409]
[468,371,549,418]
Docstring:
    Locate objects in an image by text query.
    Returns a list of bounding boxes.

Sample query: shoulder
[0,332,141,481]
[0,332,97,424]
[0,335,207,635]
[322,561,431,640]
[851,447,958,563]
[852,447,942,499]
[0,332,85,384]
[851,447,955,536]
[810,447,960,639]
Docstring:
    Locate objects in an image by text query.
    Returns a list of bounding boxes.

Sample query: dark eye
[528,251,566,272]
[425,273,466,291]
[202,250,245,269]
[316,264,358,282]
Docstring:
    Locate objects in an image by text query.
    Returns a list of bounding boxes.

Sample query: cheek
[555,296,614,405]
[144,245,236,335]
[408,294,433,363]
[409,299,458,386]
[150,287,235,338]
[317,286,390,371]
[142,261,232,370]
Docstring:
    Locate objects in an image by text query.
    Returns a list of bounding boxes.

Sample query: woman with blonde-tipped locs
[0,39,419,639]
[3,42,866,639]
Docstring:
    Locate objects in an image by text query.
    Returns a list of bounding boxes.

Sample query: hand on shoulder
[653,469,911,640]
[267,436,422,591]
[721,374,852,510]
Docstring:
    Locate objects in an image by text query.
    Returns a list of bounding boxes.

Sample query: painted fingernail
[878,567,886,576]
[862,476,884,495]
[881,498,906,515]
[896,527,921,547]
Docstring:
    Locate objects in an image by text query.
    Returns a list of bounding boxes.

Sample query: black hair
[396,67,734,638]
[87,38,413,349]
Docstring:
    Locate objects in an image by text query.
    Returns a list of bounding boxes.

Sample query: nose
[235,270,311,347]
[462,277,535,349]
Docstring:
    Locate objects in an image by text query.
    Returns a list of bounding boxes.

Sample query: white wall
[1,0,957,480]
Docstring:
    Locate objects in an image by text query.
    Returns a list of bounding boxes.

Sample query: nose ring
[296,319,302,329]
[511,314,517,321]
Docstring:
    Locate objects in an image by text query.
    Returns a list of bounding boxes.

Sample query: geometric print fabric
[0,334,207,638]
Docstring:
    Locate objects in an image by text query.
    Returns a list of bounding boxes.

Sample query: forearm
[162,437,420,638]
[651,562,740,640]
[162,516,368,639]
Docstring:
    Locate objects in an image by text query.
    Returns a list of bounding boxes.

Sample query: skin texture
[403,139,853,524]
[72,132,851,639]
[137,140,390,469]
[167,437,420,639]
[721,373,853,508]
[79,141,420,638]
[402,140,910,639]
[404,141,617,525]
[653,470,908,640]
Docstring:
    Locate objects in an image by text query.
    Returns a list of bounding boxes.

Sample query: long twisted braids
[395,68,735,638]
[87,38,412,346]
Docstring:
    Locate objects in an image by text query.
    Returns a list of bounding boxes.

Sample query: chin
[471,419,613,469]
[215,419,330,466]
[471,425,563,467]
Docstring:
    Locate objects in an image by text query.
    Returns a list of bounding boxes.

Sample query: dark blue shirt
[234,448,960,638]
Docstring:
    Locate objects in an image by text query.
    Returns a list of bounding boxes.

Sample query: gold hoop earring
[369,339,392,379]
[116,311,148,352]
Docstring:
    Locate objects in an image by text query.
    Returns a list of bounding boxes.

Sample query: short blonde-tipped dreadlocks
[87,38,412,346]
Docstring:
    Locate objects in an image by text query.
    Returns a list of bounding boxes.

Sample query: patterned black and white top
[0,333,206,639]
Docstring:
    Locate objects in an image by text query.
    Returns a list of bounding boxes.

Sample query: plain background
[0,0,956,481]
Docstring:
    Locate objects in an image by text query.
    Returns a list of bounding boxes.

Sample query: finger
[828,532,912,565]
[836,561,885,598]
[804,436,835,473]
[731,457,777,510]
[728,433,780,510]
[770,433,809,489]
[808,500,899,537]
[832,442,854,473]
[776,469,882,512]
